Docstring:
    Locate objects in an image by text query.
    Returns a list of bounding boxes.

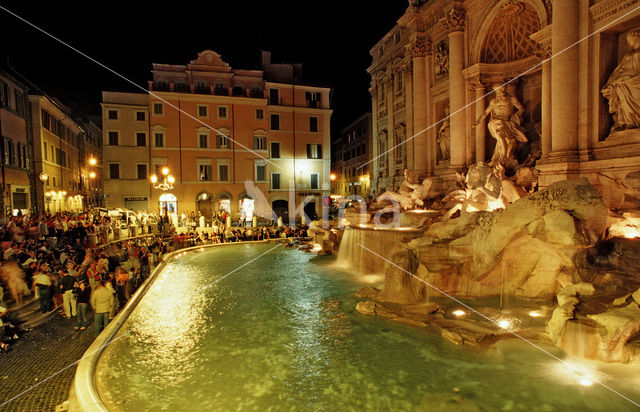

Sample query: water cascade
[337,225,423,274]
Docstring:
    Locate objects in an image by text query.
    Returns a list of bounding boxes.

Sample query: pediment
[191,50,229,68]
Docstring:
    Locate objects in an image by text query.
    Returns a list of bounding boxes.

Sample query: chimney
[261,50,271,66]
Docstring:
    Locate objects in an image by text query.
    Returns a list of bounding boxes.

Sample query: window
[14,91,24,117]
[218,164,229,182]
[270,142,280,158]
[199,134,208,149]
[43,142,47,161]
[253,136,265,150]
[198,105,208,118]
[256,163,266,181]
[309,116,318,132]
[199,164,212,181]
[396,71,403,93]
[310,173,319,190]
[394,31,401,44]
[216,134,229,149]
[0,81,8,106]
[51,144,55,163]
[270,114,280,130]
[137,164,147,180]
[153,102,164,115]
[271,172,281,189]
[305,92,321,108]
[269,88,279,105]
[136,132,146,147]
[136,111,146,121]
[217,106,227,118]
[255,108,264,120]
[109,163,120,179]
[108,110,118,120]
[154,133,164,147]
[108,131,119,146]
[307,143,322,159]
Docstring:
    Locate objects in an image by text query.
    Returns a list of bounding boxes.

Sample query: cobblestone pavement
[0,313,96,412]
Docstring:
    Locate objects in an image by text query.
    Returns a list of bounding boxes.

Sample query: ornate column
[532,26,553,157]
[442,7,466,167]
[402,56,414,173]
[539,46,552,156]
[384,70,394,176]
[550,0,579,155]
[369,82,379,183]
[470,79,487,163]
[406,35,430,176]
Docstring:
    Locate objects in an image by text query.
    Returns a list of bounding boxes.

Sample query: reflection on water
[95,244,640,411]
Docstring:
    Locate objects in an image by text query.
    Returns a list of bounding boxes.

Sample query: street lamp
[89,157,97,166]
[330,173,336,181]
[39,172,49,183]
[89,171,96,179]
[150,167,175,191]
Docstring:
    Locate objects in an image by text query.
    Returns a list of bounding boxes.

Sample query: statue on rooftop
[602,31,640,133]
[475,83,527,170]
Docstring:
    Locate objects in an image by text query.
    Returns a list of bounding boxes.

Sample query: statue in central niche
[601,30,640,133]
[476,84,527,170]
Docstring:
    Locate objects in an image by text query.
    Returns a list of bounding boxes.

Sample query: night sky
[0,0,407,133]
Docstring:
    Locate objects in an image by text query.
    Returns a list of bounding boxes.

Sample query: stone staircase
[4,293,62,330]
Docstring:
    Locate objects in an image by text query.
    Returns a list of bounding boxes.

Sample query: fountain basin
[70,243,640,411]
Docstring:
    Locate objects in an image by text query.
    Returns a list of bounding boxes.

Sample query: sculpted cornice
[440,7,465,33]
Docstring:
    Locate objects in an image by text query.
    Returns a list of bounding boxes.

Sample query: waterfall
[559,319,600,360]
[337,226,423,274]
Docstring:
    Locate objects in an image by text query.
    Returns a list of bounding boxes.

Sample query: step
[21,305,63,329]
[8,295,38,315]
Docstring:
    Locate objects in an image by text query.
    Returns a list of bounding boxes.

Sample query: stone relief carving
[437,107,450,163]
[405,35,433,58]
[601,30,640,134]
[434,42,449,76]
[475,83,527,170]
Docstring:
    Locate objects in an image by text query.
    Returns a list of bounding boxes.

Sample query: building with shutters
[331,113,373,199]
[0,65,32,217]
[103,50,332,223]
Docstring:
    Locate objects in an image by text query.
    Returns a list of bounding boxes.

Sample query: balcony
[194,86,211,95]
[231,87,246,97]
[152,82,170,91]
[214,87,229,96]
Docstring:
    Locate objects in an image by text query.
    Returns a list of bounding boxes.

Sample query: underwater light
[452,309,466,318]
[528,310,543,318]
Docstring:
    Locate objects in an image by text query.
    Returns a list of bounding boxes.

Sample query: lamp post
[150,167,175,217]
[38,172,49,215]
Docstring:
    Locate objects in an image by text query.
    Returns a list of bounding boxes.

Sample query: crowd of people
[0,211,167,352]
[0,210,312,353]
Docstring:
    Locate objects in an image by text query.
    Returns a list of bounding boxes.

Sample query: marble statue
[408,177,434,207]
[443,162,524,219]
[601,31,640,133]
[476,84,527,169]
[437,108,450,162]
[376,169,433,210]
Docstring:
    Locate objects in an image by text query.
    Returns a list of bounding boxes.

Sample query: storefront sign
[125,197,147,201]
[296,192,321,197]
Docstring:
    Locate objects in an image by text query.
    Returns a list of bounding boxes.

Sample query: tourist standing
[74,281,91,330]
[91,280,114,336]
[59,269,76,319]
[33,263,53,313]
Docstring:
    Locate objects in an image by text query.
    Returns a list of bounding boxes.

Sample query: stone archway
[470,0,548,66]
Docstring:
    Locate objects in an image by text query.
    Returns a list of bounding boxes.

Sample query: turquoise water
[95,244,640,411]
